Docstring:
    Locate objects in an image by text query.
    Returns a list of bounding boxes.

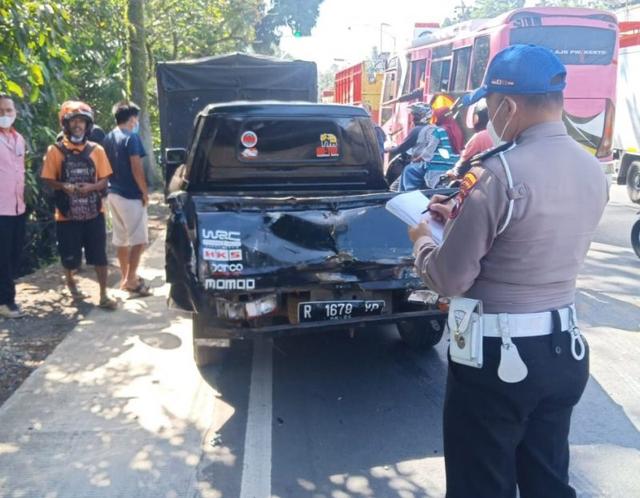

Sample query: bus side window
[429,59,451,94]
[411,59,427,91]
[380,68,398,124]
[382,70,397,103]
[470,36,490,89]
[401,55,412,96]
[451,46,473,92]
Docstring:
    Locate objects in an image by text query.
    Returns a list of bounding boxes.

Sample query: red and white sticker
[241,131,258,148]
[203,248,229,261]
[241,147,258,159]
[229,249,243,261]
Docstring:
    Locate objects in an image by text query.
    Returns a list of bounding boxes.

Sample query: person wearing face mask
[41,101,117,310]
[0,94,27,318]
[408,45,608,498]
[102,100,151,297]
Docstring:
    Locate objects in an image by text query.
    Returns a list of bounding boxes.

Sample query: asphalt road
[0,186,638,498]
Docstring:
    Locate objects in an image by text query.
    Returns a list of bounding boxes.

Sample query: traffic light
[292,27,302,38]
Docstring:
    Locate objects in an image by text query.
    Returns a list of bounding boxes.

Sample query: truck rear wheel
[627,162,640,204]
[397,316,446,350]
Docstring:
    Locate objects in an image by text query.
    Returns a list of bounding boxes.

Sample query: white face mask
[487,99,514,146]
[0,115,16,129]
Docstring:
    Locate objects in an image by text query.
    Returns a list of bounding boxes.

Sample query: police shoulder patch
[460,172,478,194]
[450,171,480,219]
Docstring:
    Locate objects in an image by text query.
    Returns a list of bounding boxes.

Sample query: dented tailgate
[192,193,421,293]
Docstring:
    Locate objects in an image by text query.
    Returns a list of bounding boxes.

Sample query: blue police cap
[463,44,567,106]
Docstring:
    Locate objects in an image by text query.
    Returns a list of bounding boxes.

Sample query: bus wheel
[627,162,640,204]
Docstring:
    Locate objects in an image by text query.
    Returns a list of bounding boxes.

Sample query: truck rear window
[510,26,616,65]
[237,119,351,163]
[191,115,385,192]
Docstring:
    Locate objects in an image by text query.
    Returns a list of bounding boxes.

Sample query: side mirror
[165,147,187,165]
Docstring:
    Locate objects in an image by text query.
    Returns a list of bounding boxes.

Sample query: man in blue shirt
[103,101,151,296]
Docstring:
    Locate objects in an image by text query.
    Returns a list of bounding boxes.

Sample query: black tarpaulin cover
[156,53,318,153]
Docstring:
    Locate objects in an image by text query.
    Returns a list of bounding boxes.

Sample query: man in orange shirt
[41,101,117,309]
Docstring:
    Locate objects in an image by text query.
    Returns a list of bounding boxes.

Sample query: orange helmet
[59,100,94,141]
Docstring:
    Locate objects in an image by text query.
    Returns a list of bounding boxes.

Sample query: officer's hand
[428,194,455,223]
[408,221,431,243]
[142,193,149,207]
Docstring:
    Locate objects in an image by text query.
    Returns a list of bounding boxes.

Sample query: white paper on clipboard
[385,190,445,245]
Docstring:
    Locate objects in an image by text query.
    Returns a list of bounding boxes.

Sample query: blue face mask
[132,122,140,134]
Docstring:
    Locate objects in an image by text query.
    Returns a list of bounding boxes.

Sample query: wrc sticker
[450,172,478,219]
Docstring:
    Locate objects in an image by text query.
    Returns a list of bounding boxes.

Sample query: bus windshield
[510,26,616,65]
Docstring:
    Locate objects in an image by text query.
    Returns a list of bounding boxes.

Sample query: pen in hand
[421,190,459,214]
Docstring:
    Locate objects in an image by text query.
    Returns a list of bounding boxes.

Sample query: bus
[380,7,619,181]
[334,61,384,122]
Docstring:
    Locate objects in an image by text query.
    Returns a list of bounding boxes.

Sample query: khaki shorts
[108,193,149,247]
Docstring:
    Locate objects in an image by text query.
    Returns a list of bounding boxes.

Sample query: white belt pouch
[447,297,483,368]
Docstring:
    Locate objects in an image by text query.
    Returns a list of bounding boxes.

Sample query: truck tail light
[596,100,615,159]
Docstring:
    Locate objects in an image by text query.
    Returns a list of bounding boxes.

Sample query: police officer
[408,45,608,497]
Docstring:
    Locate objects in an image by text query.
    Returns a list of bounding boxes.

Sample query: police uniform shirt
[413,121,608,314]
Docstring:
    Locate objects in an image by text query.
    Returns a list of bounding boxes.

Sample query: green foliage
[61,0,128,130]
[146,0,263,62]
[253,0,324,54]
[1,0,326,273]
[471,0,526,18]
[444,0,637,26]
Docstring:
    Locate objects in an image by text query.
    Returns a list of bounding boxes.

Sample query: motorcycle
[385,150,411,185]
[632,212,640,258]
[386,146,459,192]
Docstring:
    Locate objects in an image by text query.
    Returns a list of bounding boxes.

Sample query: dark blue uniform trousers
[444,331,589,498]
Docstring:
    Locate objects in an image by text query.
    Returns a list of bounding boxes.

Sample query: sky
[280,0,475,71]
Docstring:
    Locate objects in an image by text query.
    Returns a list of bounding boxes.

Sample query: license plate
[298,300,385,323]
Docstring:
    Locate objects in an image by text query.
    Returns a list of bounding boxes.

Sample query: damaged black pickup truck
[165,102,448,366]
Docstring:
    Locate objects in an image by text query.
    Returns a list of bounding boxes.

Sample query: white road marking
[239,337,273,498]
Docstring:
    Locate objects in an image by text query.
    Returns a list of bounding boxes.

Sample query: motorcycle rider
[394,103,457,191]
[386,102,433,159]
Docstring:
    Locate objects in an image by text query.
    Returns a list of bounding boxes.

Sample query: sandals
[98,296,118,310]
[68,286,87,301]
[124,281,152,298]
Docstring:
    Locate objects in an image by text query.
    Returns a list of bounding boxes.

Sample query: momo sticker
[240,131,258,148]
[205,278,256,291]
[316,133,339,157]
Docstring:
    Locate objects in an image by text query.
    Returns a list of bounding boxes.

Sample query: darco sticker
[240,131,258,148]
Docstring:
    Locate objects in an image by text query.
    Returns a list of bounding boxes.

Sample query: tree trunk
[127,0,160,187]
